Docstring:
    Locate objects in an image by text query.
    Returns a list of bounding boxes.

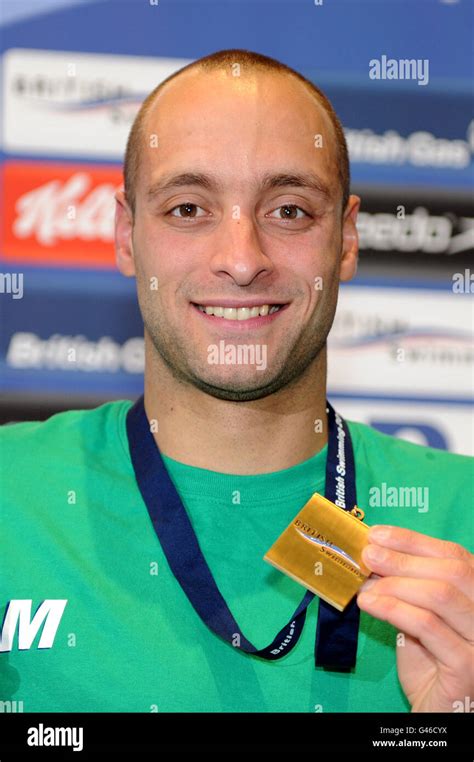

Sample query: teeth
[196,304,282,320]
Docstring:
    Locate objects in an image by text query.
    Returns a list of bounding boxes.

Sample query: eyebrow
[145,170,332,203]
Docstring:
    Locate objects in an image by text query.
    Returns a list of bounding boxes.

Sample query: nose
[209,211,274,286]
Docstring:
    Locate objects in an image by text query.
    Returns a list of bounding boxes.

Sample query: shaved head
[123,49,350,218]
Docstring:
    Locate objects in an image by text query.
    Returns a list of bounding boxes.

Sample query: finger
[358,576,474,641]
[368,525,473,564]
[361,545,474,601]
[357,592,471,674]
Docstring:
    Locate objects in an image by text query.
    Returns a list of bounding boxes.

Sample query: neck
[144,340,328,476]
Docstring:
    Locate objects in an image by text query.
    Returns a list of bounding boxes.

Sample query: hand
[357,525,474,713]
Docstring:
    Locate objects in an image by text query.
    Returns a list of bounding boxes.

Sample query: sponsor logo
[2,48,191,158]
[295,527,359,568]
[1,162,122,268]
[357,207,474,255]
[270,620,296,656]
[3,164,471,270]
[331,327,473,365]
[6,333,144,373]
[0,600,67,652]
[334,410,347,508]
[346,124,473,169]
[328,284,473,404]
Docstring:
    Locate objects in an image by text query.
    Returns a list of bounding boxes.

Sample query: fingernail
[358,592,377,605]
[360,578,377,593]
[365,545,387,562]
[370,525,392,542]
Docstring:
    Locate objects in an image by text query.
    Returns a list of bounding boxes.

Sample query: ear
[115,188,136,277]
[339,194,360,283]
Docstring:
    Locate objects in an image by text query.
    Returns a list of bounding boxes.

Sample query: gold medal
[264,493,371,611]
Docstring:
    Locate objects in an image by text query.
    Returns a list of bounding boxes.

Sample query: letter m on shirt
[0,600,67,652]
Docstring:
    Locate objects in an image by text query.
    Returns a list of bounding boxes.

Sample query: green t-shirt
[0,400,472,713]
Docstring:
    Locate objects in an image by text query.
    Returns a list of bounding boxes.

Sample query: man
[1,49,472,714]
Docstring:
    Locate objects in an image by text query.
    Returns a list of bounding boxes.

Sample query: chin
[188,368,289,402]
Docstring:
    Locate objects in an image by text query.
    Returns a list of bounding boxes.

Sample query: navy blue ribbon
[126,396,360,669]
[315,406,361,670]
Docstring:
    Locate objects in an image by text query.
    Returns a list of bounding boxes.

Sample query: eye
[267,204,310,221]
[167,203,207,219]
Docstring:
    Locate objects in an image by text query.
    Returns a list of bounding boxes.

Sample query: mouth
[191,302,288,322]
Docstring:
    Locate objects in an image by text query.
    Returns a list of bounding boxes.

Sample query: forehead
[139,69,338,193]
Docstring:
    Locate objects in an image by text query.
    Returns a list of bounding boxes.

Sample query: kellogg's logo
[1,161,122,268]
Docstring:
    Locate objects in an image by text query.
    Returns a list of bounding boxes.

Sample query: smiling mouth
[191,303,287,321]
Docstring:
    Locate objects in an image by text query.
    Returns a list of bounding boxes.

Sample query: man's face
[116,69,359,401]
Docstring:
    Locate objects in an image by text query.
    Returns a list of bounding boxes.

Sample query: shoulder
[346,418,473,487]
[345,420,473,545]
[0,399,134,470]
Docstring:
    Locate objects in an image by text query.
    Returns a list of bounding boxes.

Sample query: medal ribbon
[126,396,360,668]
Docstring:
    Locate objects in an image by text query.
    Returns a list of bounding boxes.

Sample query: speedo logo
[0,600,67,652]
[294,520,359,569]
